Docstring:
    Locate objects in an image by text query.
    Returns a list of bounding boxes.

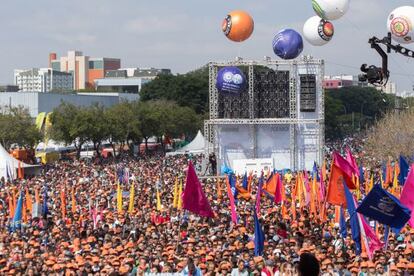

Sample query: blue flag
[229,174,238,204]
[42,187,49,219]
[384,225,390,250]
[399,155,409,186]
[254,211,265,256]
[11,192,23,232]
[356,184,411,229]
[344,181,361,255]
[359,166,365,185]
[242,173,248,190]
[312,162,320,182]
[340,206,347,238]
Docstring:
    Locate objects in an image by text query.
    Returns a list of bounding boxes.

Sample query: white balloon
[303,16,334,46]
[312,0,350,20]
[387,6,414,44]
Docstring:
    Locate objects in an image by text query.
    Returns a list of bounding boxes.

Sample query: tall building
[49,51,121,90]
[14,68,73,92]
[94,67,171,93]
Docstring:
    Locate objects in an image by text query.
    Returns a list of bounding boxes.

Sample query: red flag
[326,164,347,207]
[274,174,283,204]
[182,161,214,218]
[333,152,356,189]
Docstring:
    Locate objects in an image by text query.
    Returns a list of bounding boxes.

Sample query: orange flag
[17,161,24,179]
[334,205,341,224]
[310,178,317,217]
[217,177,222,203]
[8,194,14,219]
[326,164,347,207]
[25,188,32,214]
[61,189,66,219]
[71,187,76,214]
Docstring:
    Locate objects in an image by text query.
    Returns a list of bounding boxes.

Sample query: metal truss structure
[204,56,325,171]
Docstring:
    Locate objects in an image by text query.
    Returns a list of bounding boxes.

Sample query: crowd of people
[0,143,413,276]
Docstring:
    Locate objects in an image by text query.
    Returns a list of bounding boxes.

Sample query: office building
[49,51,121,90]
[95,67,171,93]
[0,92,138,118]
[14,68,73,92]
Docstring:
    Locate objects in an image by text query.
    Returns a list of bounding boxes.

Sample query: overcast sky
[1,0,414,92]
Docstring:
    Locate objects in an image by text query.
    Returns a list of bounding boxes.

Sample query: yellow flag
[379,171,384,188]
[369,174,374,192]
[173,177,178,209]
[117,182,123,213]
[177,179,183,210]
[156,187,162,211]
[128,182,135,214]
[355,175,361,200]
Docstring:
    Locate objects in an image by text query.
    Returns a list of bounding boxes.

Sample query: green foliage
[325,86,395,140]
[50,100,200,157]
[0,106,41,149]
[140,67,209,114]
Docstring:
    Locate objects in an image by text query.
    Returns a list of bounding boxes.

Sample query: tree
[0,106,41,149]
[366,110,414,164]
[106,102,141,155]
[134,101,161,153]
[50,103,89,159]
[139,67,209,114]
[325,86,395,140]
[82,104,110,157]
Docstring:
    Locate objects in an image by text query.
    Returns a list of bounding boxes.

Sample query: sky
[1,0,414,92]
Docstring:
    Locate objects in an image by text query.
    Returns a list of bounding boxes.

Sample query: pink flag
[182,161,214,218]
[333,152,356,189]
[274,174,283,204]
[226,177,238,224]
[400,164,414,227]
[346,148,359,176]
[358,213,384,259]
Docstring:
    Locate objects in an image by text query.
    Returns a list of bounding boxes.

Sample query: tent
[0,144,39,180]
[167,130,213,156]
[36,140,75,153]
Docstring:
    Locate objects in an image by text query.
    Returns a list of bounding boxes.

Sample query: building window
[89,60,103,69]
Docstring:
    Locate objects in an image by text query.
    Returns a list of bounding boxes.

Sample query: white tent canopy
[167,130,213,156]
[0,144,36,180]
[36,140,75,152]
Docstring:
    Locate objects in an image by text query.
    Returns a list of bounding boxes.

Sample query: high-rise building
[14,68,73,92]
[49,51,121,90]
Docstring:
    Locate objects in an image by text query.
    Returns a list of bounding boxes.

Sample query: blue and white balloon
[272,29,304,60]
[216,67,247,95]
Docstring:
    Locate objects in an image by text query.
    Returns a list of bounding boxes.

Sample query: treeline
[50,101,201,158]
[325,86,396,140]
[0,107,41,149]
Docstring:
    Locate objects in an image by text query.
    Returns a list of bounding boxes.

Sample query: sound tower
[299,74,317,112]
[217,67,290,119]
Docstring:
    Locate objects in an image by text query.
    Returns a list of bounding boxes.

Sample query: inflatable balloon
[216,67,247,95]
[312,0,349,20]
[387,6,414,44]
[303,16,334,46]
[222,10,254,42]
[272,29,303,60]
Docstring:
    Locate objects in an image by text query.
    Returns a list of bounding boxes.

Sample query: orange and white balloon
[222,10,254,42]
